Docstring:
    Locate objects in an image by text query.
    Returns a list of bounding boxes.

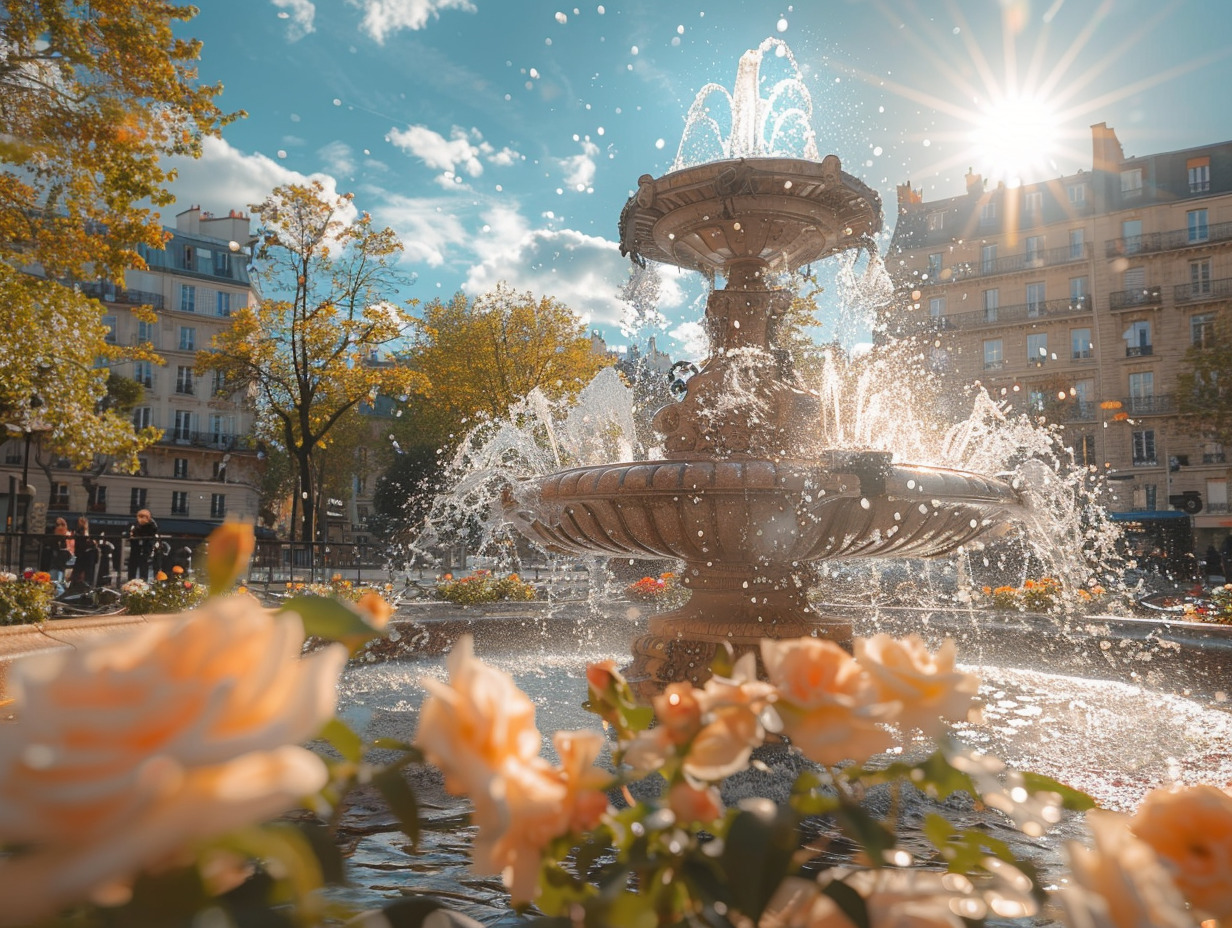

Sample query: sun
[969,93,1061,187]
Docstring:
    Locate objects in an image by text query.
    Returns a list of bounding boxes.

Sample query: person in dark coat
[127,508,159,581]
[1205,544,1223,581]
[69,516,99,588]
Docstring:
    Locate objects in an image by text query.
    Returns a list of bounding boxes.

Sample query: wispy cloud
[366,189,473,268]
[347,0,476,44]
[270,0,316,41]
[558,138,599,193]
[318,140,356,177]
[386,124,521,185]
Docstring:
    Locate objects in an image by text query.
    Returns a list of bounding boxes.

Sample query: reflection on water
[331,637,1232,922]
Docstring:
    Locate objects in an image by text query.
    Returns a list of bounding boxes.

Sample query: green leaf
[1019,771,1098,811]
[371,737,422,759]
[822,878,870,928]
[721,802,800,921]
[373,767,421,848]
[833,802,896,866]
[319,716,364,764]
[280,595,383,652]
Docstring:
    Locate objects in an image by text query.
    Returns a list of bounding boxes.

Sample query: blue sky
[166,0,1232,355]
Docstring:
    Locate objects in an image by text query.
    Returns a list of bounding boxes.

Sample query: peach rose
[1061,810,1196,928]
[0,596,345,926]
[761,637,894,767]
[653,682,704,745]
[853,634,980,737]
[416,636,606,905]
[354,590,395,629]
[668,781,723,826]
[1130,784,1232,918]
[553,729,612,834]
[762,870,979,928]
[204,521,256,592]
[686,653,774,782]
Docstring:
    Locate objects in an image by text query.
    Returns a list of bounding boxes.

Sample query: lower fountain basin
[501,455,1024,568]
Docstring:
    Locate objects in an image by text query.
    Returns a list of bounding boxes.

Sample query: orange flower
[684,653,774,782]
[1131,784,1232,918]
[552,729,611,834]
[667,781,723,826]
[31,572,51,584]
[354,591,394,630]
[171,565,184,575]
[204,523,255,593]
[155,571,168,582]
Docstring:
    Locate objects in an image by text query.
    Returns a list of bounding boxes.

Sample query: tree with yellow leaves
[197,182,427,543]
[406,285,613,428]
[0,1,239,467]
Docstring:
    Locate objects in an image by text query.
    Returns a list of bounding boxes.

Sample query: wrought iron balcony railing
[899,296,1092,334]
[1122,394,1176,416]
[1104,220,1232,258]
[1174,276,1232,305]
[1109,286,1162,310]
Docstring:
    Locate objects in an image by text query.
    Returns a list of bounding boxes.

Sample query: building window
[1025,235,1044,265]
[1120,168,1143,197]
[1129,371,1155,412]
[1188,157,1211,193]
[179,326,196,351]
[1071,328,1093,360]
[102,315,117,344]
[1188,209,1209,243]
[210,493,226,518]
[1069,228,1085,259]
[216,291,232,317]
[132,406,152,430]
[179,284,196,313]
[979,200,997,225]
[49,482,70,510]
[213,460,228,481]
[173,410,192,442]
[1121,219,1142,254]
[209,414,234,446]
[1190,259,1212,297]
[1026,281,1046,316]
[928,296,945,318]
[1070,276,1088,303]
[1126,320,1152,357]
[1067,183,1087,206]
[175,366,194,395]
[983,338,1003,370]
[137,320,157,347]
[980,243,997,273]
[1027,388,1046,413]
[927,212,944,231]
[130,487,148,513]
[171,491,189,515]
[133,360,153,388]
[1024,191,1043,215]
[182,244,194,269]
[213,250,232,276]
[1132,430,1156,465]
[173,457,189,479]
[1027,333,1048,364]
[1144,484,1158,510]
[4,444,20,465]
[983,289,999,322]
[87,485,107,513]
[1076,433,1096,465]
[1074,379,1094,418]
[927,252,943,277]
[1192,313,1215,348]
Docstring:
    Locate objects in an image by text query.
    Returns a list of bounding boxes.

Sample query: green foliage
[1177,308,1232,445]
[120,573,208,615]
[0,571,54,625]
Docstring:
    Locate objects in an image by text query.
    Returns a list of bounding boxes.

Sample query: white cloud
[271,0,316,41]
[669,320,709,358]
[348,0,476,44]
[558,138,599,192]
[366,190,472,268]
[460,208,688,332]
[386,125,521,186]
[162,136,358,225]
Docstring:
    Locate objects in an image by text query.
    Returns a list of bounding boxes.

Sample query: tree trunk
[297,449,315,544]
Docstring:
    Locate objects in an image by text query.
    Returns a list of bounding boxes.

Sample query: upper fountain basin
[501,456,1023,571]
[618,156,882,276]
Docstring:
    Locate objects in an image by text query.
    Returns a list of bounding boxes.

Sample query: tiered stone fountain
[502,42,1024,690]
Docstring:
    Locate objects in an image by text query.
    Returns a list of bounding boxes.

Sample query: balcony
[1125,344,1154,358]
[1109,286,1162,310]
[1204,453,1228,464]
[919,242,1091,285]
[900,295,1092,334]
[80,283,166,311]
[1122,394,1176,416]
[159,430,240,450]
[983,360,1005,371]
[1174,276,1232,306]
[1104,220,1232,258]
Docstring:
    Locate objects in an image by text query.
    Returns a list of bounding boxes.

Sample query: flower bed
[625,570,689,607]
[436,569,536,604]
[0,570,54,625]
[119,568,208,615]
[978,577,1106,613]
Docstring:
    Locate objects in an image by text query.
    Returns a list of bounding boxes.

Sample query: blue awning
[1109,510,1190,521]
